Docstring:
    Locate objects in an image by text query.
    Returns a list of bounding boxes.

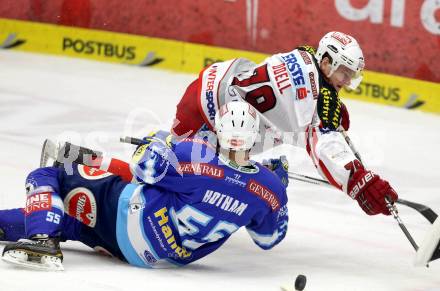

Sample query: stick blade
[397,198,438,224]
[414,217,440,266]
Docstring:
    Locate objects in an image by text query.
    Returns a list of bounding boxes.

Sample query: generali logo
[246,179,280,211]
[178,162,224,179]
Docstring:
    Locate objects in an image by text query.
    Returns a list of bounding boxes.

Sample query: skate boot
[2,234,64,271]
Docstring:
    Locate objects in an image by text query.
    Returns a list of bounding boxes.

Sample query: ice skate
[39,139,61,167]
[2,235,64,271]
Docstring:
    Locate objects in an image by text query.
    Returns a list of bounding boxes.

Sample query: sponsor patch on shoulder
[246,179,280,211]
[178,162,224,179]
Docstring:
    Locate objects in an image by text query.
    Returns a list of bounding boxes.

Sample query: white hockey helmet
[214,101,260,151]
[315,31,365,90]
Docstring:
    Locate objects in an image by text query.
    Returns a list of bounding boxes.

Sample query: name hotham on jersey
[202,190,248,216]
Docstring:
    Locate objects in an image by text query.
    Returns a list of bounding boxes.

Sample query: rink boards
[1,18,439,114]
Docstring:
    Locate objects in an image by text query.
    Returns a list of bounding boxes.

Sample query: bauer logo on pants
[64,187,97,227]
[78,165,112,180]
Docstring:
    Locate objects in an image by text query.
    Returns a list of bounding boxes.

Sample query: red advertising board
[1,0,439,82]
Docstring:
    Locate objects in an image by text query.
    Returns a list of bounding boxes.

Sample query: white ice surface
[0,50,439,291]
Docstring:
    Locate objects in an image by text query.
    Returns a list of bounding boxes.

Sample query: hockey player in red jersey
[171,31,398,216]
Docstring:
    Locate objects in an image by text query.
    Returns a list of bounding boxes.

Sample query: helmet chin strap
[322,68,336,89]
[325,71,333,80]
[319,58,336,80]
[324,63,353,90]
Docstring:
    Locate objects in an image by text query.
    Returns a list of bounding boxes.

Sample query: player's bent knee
[25,167,61,194]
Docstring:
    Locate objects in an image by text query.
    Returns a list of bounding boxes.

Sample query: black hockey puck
[295,274,307,291]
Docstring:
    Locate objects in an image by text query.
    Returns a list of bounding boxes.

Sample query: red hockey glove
[340,102,350,131]
[347,167,398,215]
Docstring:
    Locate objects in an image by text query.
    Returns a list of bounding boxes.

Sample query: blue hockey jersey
[116,132,288,268]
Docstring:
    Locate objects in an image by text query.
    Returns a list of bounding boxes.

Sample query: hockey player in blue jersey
[0,101,289,271]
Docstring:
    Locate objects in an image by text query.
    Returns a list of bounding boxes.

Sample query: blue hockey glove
[262,155,289,188]
[131,130,177,184]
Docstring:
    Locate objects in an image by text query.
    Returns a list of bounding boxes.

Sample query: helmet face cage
[214,102,260,151]
[316,32,365,90]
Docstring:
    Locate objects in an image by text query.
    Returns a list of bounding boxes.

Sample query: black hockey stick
[287,172,438,224]
[120,136,145,146]
[395,199,438,224]
[386,197,419,251]
[340,130,418,251]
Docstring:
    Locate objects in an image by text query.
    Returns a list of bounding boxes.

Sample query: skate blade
[40,139,60,167]
[2,250,64,271]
